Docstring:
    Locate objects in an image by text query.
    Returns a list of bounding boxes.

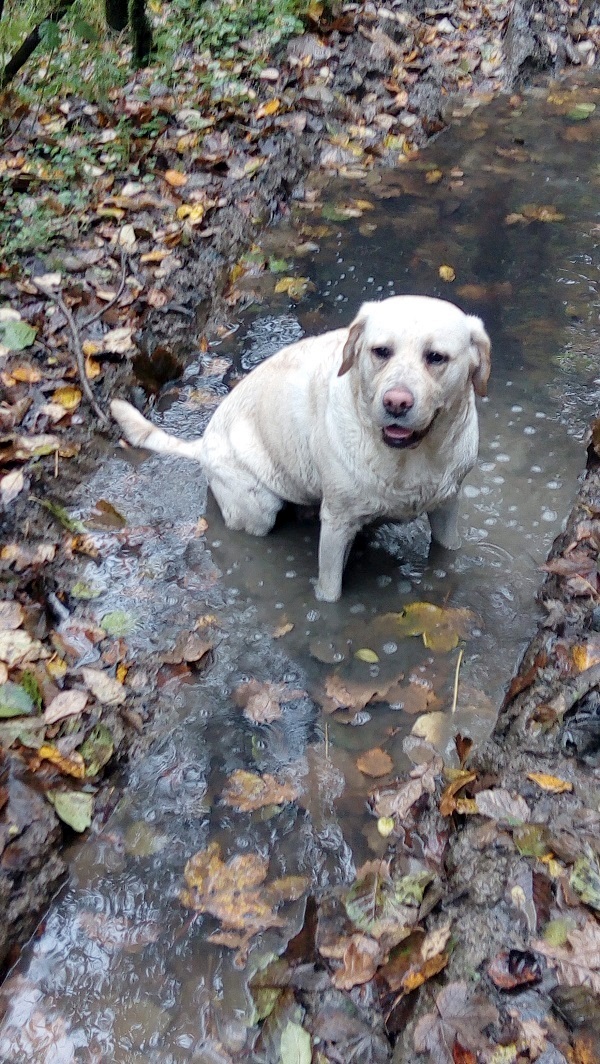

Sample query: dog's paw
[110,399,153,448]
[314,582,341,603]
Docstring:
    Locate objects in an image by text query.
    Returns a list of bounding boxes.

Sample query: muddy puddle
[2,78,600,1061]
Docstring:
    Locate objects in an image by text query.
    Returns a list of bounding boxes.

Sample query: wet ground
[1,77,600,1061]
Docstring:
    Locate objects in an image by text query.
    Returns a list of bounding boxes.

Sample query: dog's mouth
[382,423,429,449]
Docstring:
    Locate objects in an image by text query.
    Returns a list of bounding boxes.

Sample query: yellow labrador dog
[111,295,490,601]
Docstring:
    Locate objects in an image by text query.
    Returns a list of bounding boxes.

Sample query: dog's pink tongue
[385,425,413,439]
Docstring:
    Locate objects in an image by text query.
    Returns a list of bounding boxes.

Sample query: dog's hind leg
[209,472,282,537]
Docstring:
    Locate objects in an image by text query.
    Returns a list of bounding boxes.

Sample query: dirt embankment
[1,0,599,991]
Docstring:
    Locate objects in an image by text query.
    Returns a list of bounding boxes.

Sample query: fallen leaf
[344,866,433,941]
[220,769,299,812]
[0,320,37,350]
[47,789,94,831]
[439,264,456,282]
[425,168,443,184]
[233,679,306,724]
[533,920,600,993]
[161,632,212,665]
[0,469,25,506]
[181,841,307,956]
[356,747,393,778]
[272,621,294,638]
[79,723,114,776]
[52,386,82,412]
[100,610,135,637]
[527,772,573,794]
[371,757,442,819]
[414,981,498,1063]
[0,629,48,667]
[255,98,280,120]
[164,169,189,187]
[44,688,88,724]
[332,933,382,990]
[378,603,474,653]
[570,850,600,912]
[274,276,312,300]
[80,667,126,705]
[354,648,379,663]
[439,771,477,816]
[521,204,565,222]
[38,744,86,778]
[0,681,35,718]
[487,949,542,990]
[0,602,24,630]
[280,1021,311,1064]
[474,788,530,824]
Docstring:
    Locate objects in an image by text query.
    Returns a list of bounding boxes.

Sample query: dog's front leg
[427,493,461,550]
[315,508,360,602]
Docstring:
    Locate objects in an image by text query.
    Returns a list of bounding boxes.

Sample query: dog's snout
[383,387,414,416]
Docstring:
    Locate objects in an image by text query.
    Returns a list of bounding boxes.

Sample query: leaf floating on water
[425,168,443,184]
[89,499,127,529]
[273,276,313,301]
[521,204,565,223]
[47,789,94,831]
[220,769,299,812]
[378,602,475,653]
[438,264,455,282]
[567,101,596,121]
[354,647,379,664]
[355,747,393,778]
[100,610,135,637]
[233,678,306,724]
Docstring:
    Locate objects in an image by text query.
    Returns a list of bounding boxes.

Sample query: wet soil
[1,1,600,1056]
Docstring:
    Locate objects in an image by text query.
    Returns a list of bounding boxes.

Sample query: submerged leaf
[0,681,35,718]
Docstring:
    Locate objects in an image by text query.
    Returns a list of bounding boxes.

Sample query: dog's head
[338,295,491,449]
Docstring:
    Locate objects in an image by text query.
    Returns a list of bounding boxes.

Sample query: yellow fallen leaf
[11,364,42,383]
[176,204,205,224]
[439,264,456,282]
[140,249,171,263]
[354,648,380,664]
[46,655,68,680]
[255,98,280,120]
[82,340,102,357]
[53,386,82,412]
[38,744,86,779]
[571,640,600,671]
[527,772,573,794]
[274,276,311,300]
[85,357,101,380]
[425,168,443,184]
[377,816,395,837]
[522,204,565,222]
[164,169,188,188]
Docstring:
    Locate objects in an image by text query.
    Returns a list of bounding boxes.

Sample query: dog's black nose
[383,388,414,416]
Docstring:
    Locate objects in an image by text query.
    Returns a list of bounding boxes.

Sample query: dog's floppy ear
[338,305,370,377]
[468,316,491,398]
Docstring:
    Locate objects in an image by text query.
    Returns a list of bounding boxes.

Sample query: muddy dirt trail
[1,70,600,1063]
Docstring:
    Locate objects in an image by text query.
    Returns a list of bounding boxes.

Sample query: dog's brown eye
[426,351,449,366]
[372,346,392,360]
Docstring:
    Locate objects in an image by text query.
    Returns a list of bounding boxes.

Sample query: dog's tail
[110,399,204,461]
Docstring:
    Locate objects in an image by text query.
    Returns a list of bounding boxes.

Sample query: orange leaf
[356,747,393,778]
[527,772,573,794]
[255,98,280,120]
[164,169,188,188]
[38,744,86,779]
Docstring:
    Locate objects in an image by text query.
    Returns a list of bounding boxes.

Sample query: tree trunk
[0,0,76,90]
[105,0,129,32]
[128,0,152,65]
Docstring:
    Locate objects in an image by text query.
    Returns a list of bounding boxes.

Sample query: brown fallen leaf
[533,920,600,993]
[80,667,126,706]
[487,949,542,990]
[233,678,306,724]
[356,748,393,778]
[0,602,24,631]
[332,933,382,990]
[371,757,443,819]
[44,688,88,724]
[161,632,213,665]
[220,769,299,812]
[181,841,307,959]
[413,981,498,1063]
[474,788,531,824]
[0,629,49,667]
[439,770,477,816]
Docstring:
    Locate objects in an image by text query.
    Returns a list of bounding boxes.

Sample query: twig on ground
[34,278,110,425]
[451,647,464,714]
[82,249,128,328]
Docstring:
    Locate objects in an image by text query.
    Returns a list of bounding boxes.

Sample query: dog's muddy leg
[315,509,361,602]
[427,493,461,550]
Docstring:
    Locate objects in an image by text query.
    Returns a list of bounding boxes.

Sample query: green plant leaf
[46,789,94,831]
[0,681,35,718]
[79,724,114,777]
[0,320,37,351]
[39,20,62,50]
[101,610,135,636]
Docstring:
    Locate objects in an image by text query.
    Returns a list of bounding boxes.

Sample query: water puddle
[2,76,600,1061]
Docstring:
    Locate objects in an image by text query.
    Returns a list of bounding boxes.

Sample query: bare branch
[0,0,77,90]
